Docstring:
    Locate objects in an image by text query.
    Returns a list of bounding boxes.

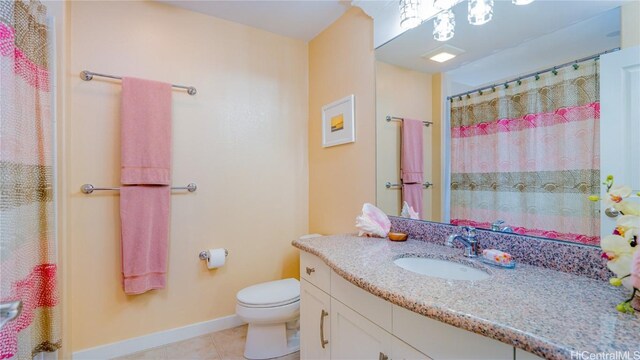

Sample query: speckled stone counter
[292,235,640,360]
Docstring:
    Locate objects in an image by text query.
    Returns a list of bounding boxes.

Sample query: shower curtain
[0,1,60,358]
[450,60,600,245]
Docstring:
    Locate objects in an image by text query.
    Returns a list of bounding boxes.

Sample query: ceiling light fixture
[468,0,493,25]
[401,0,533,42]
[429,52,457,62]
[433,9,455,42]
[512,0,534,5]
[422,44,465,62]
[399,0,422,30]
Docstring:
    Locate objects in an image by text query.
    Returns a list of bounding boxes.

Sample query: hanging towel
[120,77,172,295]
[401,119,424,219]
[120,186,171,294]
[401,119,424,184]
[402,184,423,220]
[121,77,172,185]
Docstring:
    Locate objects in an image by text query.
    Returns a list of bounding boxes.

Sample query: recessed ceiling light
[422,44,465,64]
[430,52,457,62]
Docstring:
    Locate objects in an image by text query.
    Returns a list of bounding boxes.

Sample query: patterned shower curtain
[0,1,60,358]
[450,60,600,245]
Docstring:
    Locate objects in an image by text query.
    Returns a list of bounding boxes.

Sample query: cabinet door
[300,279,331,360]
[330,298,392,360]
[391,337,432,360]
[515,348,544,360]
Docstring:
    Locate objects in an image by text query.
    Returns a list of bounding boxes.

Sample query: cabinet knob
[306,267,316,275]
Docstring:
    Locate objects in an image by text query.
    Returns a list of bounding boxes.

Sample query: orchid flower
[601,234,634,278]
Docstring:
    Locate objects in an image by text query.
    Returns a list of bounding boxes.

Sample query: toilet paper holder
[199,249,229,261]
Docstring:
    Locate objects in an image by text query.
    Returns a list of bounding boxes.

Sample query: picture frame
[322,94,355,147]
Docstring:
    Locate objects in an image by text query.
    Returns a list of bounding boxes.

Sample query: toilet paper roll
[206,248,227,269]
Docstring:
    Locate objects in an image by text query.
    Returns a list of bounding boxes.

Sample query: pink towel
[401,119,423,184]
[120,186,170,294]
[120,77,172,295]
[402,184,423,220]
[121,77,172,185]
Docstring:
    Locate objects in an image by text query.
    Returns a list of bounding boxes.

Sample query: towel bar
[386,116,433,127]
[80,70,197,95]
[81,183,197,194]
[385,182,432,189]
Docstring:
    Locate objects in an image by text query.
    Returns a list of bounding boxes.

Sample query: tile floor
[113,325,300,360]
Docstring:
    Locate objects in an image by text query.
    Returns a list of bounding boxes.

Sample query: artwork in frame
[322,94,355,147]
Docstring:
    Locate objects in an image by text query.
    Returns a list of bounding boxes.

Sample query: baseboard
[72,314,245,359]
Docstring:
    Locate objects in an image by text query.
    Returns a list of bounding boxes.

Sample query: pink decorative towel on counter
[120,186,171,294]
[402,184,423,219]
[120,77,172,295]
[401,119,423,184]
[121,77,172,185]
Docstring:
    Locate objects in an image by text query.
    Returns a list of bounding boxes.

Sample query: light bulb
[468,0,493,25]
[433,9,455,42]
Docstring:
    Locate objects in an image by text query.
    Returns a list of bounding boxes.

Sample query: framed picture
[322,94,355,147]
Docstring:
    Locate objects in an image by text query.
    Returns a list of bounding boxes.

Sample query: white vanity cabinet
[299,251,537,360]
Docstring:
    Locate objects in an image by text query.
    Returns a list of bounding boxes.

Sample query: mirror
[375,0,624,246]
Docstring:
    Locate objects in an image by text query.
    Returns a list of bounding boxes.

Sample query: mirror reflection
[375,0,626,246]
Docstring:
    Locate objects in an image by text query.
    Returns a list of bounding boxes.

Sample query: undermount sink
[394,257,491,281]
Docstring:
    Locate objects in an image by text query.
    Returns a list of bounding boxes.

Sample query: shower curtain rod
[446,47,620,101]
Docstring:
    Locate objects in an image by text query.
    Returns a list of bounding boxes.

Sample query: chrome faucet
[491,220,514,233]
[446,226,480,258]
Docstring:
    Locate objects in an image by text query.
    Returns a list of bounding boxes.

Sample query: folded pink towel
[121,77,172,185]
[120,186,171,295]
[401,119,423,184]
[402,183,423,220]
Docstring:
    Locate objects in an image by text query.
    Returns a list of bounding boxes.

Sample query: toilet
[236,278,300,359]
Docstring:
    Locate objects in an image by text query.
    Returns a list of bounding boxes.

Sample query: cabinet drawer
[300,251,331,293]
[330,270,392,332]
[391,336,431,360]
[393,305,513,360]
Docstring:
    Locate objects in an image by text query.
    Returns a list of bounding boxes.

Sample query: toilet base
[244,322,300,360]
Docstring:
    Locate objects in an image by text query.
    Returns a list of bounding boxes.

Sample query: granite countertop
[292,235,640,360]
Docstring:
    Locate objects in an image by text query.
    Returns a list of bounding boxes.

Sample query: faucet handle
[461,226,477,239]
[491,220,505,231]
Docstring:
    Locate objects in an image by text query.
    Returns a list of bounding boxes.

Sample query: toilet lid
[237,278,300,308]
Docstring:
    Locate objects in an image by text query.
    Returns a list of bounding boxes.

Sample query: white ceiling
[159,0,351,41]
[375,0,625,76]
[446,7,620,93]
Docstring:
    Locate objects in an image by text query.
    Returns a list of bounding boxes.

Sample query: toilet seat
[237,278,300,308]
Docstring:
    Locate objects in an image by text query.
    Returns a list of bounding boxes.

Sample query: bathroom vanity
[294,234,640,360]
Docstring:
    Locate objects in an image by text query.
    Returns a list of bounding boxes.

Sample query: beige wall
[308,8,376,234]
[66,1,308,351]
[621,1,640,48]
[375,61,434,220]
